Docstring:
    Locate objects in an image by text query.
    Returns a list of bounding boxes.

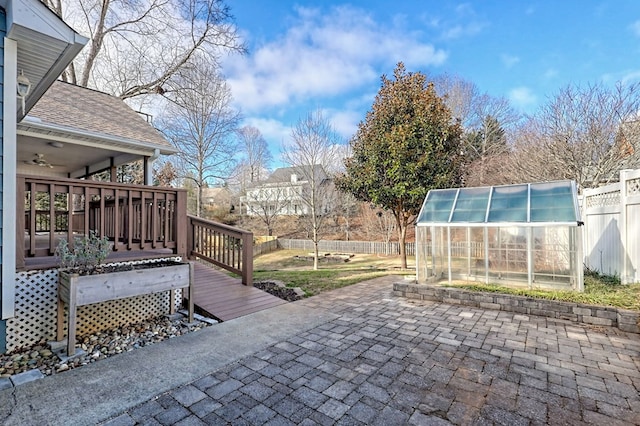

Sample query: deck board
[191,262,287,321]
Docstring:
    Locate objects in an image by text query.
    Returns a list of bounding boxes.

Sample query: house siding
[0,8,6,353]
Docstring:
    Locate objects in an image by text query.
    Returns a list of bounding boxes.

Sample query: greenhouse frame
[415,180,584,291]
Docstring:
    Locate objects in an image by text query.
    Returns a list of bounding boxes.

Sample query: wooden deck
[22,247,176,270]
[191,262,287,322]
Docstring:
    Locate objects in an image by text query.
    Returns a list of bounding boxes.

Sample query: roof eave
[18,117,179,156]
[2,0,88,118]
[22,33,87,116]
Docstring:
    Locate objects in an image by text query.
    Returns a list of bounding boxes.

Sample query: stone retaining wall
[393,282,640,334]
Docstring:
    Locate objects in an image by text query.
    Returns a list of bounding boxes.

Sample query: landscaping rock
[0,313,212,384]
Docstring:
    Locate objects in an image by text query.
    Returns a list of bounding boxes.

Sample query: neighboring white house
[241,165,330,216]
[201,187,233,212]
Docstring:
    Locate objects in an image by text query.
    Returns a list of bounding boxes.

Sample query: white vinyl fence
[582,169,640,283]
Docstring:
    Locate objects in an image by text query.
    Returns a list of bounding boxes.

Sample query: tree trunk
[197,185,202,217]
[398,222,408,269]
[313,239,319,271]
[312,217,319,271]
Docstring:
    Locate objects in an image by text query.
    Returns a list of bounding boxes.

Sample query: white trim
[2,39,17,319]
[4,0,88,116]
[18,118,178,155]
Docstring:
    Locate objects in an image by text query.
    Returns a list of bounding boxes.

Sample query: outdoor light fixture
[17,70,31,112]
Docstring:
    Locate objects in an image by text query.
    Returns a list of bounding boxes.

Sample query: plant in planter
[55,230,111,275]
[55,232,194,356]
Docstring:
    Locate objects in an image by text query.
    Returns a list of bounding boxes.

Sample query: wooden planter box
[57,261,194,356]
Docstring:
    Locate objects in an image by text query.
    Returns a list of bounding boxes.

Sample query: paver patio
[103,276,640,425]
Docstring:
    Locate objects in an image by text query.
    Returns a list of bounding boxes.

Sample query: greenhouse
[415,180,584,291]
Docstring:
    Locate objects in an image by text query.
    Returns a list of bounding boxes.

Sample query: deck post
[242,231,253,286]
[176,189,188,259]
[16,176,25,269]
[186,215,194,260]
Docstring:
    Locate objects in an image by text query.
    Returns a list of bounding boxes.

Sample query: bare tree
[502,120,566,185]
[361,206,396,244]
[282,110,342,270]
[46,0,244,98]
[236,126,272,183]
[433,74,521,186]
[432,73,479,128]
[228,126,272,197]
[332,190,359,241]
[509,82,640,189]
[159,60,240,216]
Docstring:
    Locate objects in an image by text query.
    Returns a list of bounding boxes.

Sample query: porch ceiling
[17,131,141,176]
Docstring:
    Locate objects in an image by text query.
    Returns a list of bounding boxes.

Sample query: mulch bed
[253,281,304,302]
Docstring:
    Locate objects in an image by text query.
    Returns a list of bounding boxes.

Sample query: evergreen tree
[337,63,463,268]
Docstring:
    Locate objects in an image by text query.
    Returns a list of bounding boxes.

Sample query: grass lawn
[253,250,639,310]
[253,249,415,296]
[447,272,640,311]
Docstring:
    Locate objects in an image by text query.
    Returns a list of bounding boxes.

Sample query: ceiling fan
[25,153,54,168]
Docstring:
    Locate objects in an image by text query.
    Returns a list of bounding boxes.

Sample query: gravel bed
[1,280,297,380]
[0,314,212,378]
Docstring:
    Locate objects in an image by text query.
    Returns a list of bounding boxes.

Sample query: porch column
[2,38,17,320]
[110,157,116,182]
[144,148,160,186]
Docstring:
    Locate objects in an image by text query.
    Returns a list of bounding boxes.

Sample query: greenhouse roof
[417,180,581,227]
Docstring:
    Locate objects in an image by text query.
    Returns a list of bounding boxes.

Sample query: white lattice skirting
[7,258,183,353]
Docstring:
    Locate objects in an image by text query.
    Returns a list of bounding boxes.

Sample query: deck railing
[17,174,188,269]
[187,215,253,286]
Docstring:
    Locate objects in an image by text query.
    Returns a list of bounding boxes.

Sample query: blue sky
[221,1,640,158]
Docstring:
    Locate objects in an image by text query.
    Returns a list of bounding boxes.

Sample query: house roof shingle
[27,81,172,150]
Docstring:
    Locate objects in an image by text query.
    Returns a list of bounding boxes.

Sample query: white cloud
[224,6,447,113]
[508,86,537,110]
[630,20,640,37]
[501,54,520,68]
[428,3,488,40]
[241,117,292,150]
[543,68,558,80]
[327,109,361,140]
[621,70,640,84]
[440,22,485,40]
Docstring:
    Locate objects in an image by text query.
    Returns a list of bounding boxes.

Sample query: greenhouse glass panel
[532,226,575,286]
[417,189,458,223]
[530,181,578,222]
[487,185,528,222]
[486,227,529,285]
[417,180,580,226]
[451,187,490,222]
